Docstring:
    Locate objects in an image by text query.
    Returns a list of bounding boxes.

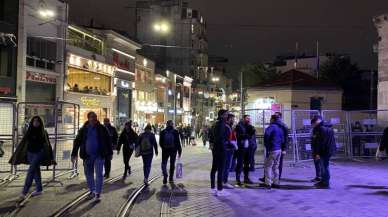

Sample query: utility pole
[240,71,244,115]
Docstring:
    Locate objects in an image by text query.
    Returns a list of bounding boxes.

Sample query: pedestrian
[311,115,337,189]
[200,125,209,147]
[263,115,286,189]
[210,109,230,196]
[235,115,254,186]
[9,116,56,199]
[103,118,118,179]
[117,121,138,179]
[137,124,158,185]
[247,124,257,172]
[71,112,113,201]
[178,125,186,147]
[159,120,182,184]
[223,113,238,189]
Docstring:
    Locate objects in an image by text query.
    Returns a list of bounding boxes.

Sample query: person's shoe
[210,188,217,195]
[223,183,235,189]
[236,180,242,186]
[128,168,132,176]
[31,191,42,197]
[104,174,110,179]
[271,184,280,189]
[144,179,149,186]
[86,192,95,200]
[314,182,330,189]
[216,190,229,197]
[259,177,265,183]
[94,193,101,202]
[19,194,27,201]
[311,177,321,182]
[163,176,168,185]
[244,178,254,185]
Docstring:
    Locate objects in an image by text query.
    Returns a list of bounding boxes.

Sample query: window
[67,67,111,96]
[26,37,57,71]
[0,46,13,77]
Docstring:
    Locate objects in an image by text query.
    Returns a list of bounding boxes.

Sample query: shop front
[116,79,133,128]
[65,54,115,125]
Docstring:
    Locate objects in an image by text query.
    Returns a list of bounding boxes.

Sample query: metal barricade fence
[347,110,388,158]
[0,102,16,179]
[321,110,350,159]
[15,101,80,179]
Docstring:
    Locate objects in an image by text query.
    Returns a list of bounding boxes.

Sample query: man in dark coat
[311,115,336,189]
[71,112,113,201]
[210,109,230,196]
[117,121,138,179]
[159,120,182,184]
[103,118,118,178]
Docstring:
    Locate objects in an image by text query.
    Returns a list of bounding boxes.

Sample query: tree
[240,63,280,87]
[319,55,359,86]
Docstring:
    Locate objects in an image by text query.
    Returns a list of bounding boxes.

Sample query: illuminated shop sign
[68,54,115,76]
[26,71,57,84]
[81,97,102,107]
[136,101,157,113]
[0,87,11,95]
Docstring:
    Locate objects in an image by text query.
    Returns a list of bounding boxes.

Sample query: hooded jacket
[311,122,337,157]
[159,126,182,156]
[264,120,285,152]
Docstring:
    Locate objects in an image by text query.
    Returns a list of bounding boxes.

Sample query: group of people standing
[10,112,183,202]
[208,109,338,196]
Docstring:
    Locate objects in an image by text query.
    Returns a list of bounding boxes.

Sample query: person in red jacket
[223,114,238,189]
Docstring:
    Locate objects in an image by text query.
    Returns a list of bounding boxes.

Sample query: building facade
[374,14,388,125]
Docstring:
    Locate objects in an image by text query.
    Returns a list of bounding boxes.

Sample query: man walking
[263,115,286,189]
[103,118,118,178]
[159,120,182,184]
[72,112,113,201]
[235,115,254,186]
[210,109,230,196]
[311,115,336,189]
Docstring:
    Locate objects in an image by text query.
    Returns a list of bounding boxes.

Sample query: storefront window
[67,67,111,96]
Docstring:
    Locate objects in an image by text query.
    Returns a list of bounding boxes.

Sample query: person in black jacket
[311,115,336,189]
[137,124,158,185]
[117,121,138,179]
[103,118,118,178]
[378,127,388,154]
[210,109,230,196]
[159,120,182,184]
[235,115,255,186]
[71,112,113,201]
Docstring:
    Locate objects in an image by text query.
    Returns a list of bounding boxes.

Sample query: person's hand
[71,156,78,164]
[315,155,320,160]
[282,151,286,155]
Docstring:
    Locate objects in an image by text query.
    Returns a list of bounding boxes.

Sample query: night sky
[67,0,388,73]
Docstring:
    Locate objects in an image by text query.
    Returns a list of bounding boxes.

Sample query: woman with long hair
[10,116,56,199]
[117,121,138,179]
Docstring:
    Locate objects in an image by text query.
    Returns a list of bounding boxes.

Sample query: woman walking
[137,124,158,185]
[117,121,138,179]
[9,116,56,199]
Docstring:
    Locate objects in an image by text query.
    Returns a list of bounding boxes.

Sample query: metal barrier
[0,102,16,180]
[15,101,80,180]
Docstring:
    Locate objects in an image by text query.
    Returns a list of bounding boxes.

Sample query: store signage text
[69,54,114,76]
[0,87,11,95]
[26,71,57,84]
[81,97,101,107]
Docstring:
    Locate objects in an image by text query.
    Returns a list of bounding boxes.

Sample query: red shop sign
[26,71,57,84]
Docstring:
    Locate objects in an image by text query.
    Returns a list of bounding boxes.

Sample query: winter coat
[137,131,158,156]
[72,122,113,160]
[311,122,337,157]
[213,120,230,152]
[9,130,56,166]
[117,128,138,152]
[105,124,118,150]
[235,121,252,149]
[264,120,285,152]
[277,121,289,151]
[159,127,182,155]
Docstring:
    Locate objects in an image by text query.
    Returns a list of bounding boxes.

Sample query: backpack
[140,135,152,155]
[163,130,175,149]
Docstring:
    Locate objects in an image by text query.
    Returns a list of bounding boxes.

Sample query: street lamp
[153,21,170,34]
[38,0,56,19]
[212,77,220,82]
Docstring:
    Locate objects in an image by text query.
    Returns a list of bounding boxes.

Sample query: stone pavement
[165,153,388,217]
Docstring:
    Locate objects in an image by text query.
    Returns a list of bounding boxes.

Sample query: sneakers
[314,182,330,189]
[104,174,110,179]
[163,176,168,185]
[216,190,229,197]
[19,194,27,201]
[311,177,321,182]
[95,193,101,202]
[223,183,235,189]
[31,191,42,197]
[210,188,217,195]
[86,192,95,200]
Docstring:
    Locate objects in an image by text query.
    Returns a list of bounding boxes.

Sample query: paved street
[1,145,388,217]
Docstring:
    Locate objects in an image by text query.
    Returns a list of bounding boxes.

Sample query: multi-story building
[65,25,116,124]
[17,0,67,124]
[0,0,19,102]
[274,55,329,77]
[374,13,388,125]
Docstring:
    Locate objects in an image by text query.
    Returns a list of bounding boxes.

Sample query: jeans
[314,158,322,179]
[161,149,177,180]
[123,148,134,175]
[320,156,331,185]
[235,148,250,181]
[223,149,234,183]
[264,150,282,185]
[84,156,104,194]
[210,150,226,191]
[23,151,43,195]
[249,146,257,170]
[142,154,153,180]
